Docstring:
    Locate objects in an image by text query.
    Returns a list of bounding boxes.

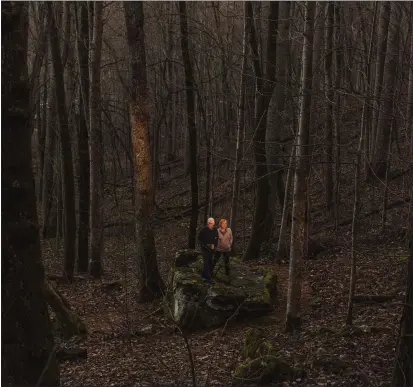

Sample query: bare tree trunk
[276,140,295,263]
[392,208,413,385]
[346,124,363,326]
[243,1,277,261]
[285,1,316,333]
[230,3,248,253]
[333,3,343,231]
[267,1,291,216]
[370,2,390,166]
[362,3,378,178]
[124,2,165,301]
[408,13,413,159]
[48,2,77,282]
[373,3,400,178]
[2,3,59,384]
[74,2,90,273]
[179,1,199,249]
[324,2,334,211]
[89,1,104,278]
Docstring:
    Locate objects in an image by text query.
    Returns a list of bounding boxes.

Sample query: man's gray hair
[207,217,215,224]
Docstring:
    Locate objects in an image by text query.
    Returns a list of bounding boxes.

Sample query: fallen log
[44,281,87,338]
[352,294,402,303]
[314,196,411,235]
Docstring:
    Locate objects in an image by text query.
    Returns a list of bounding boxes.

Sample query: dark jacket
[198,226,219,251]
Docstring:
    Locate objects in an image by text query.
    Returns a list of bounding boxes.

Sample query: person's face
[221,221,227,229]
[208,220,215,229]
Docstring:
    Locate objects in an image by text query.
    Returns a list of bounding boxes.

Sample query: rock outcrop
[164,250,277,331]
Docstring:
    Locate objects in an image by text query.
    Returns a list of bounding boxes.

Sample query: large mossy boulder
[164,250,277,331]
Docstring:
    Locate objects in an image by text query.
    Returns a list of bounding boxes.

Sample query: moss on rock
[164,250,278,331]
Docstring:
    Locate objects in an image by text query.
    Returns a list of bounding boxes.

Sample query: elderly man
[198,217,219,283]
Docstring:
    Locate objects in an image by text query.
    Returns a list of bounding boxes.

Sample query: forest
[2,1,413,386]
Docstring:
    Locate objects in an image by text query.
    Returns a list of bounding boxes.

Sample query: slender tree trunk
[230,4,248,253]
[2,3,59,384]
[346,126,363,326]
[276,140,295,263]
[179,1,199,249]
[89,1,104,277]
[74,2,90,273]
[333,3,343,231]
[370,2,390,165]
[48,2,77,282]
[408,13,413,159]
[285,1,316,332]
[392,206,413,385]
[124,2,165,301]
[373,3,400,178]
[324,2,334,211]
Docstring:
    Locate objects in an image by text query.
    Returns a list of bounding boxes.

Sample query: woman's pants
[213,251,230,275]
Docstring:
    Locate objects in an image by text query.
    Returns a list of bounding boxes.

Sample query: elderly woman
[214,219,233,276]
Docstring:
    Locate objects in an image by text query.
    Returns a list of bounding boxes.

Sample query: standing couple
[198,217,233,283]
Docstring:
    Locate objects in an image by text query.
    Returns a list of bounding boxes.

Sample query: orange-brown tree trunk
[124,1,165,301]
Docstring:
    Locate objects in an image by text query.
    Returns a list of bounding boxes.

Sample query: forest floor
[42,143,411,386]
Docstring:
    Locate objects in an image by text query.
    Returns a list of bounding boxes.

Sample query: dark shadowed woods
[2,1,413,386]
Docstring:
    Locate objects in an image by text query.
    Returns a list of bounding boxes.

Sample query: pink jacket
[216,227,233,252]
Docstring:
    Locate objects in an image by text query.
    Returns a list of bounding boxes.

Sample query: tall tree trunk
[362,3,378,178]
[267,1,291,217]
[179,1,199,249]
[89,1,104,277]
[408,13,413,159]
[333,3,343,230]
[373,3,400,178]
[48,2,77,282]
[74,2,90,273]
[2,2,59,384]
[370,2,390,166]
[346,120,364,326]
[230,3,248,252]
[124,2,165,301]
[285,1,316,333]
[324,2,334,211]
[243,1,277,261]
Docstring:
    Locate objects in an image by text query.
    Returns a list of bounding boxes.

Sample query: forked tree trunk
[179,1,199,249]
[124,1,165,301]
[285,1,316,333]
[89,1,104,277]
[48,2,77,282]
[74,2,91,273]
[230,3,248,252]
[2,3,59,384]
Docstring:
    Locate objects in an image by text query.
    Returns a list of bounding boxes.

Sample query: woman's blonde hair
[219,219,228,227]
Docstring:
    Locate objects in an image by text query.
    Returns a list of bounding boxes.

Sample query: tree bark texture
[285,1,316,332]
[2,2,59,384]
[124,1,165,301]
